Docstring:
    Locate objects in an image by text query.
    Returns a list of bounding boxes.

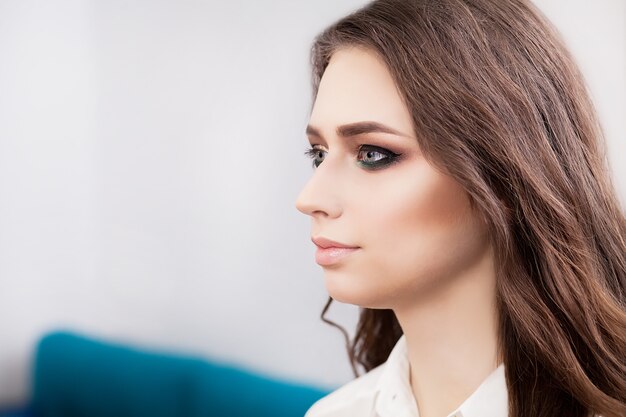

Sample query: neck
[393,243,501,417]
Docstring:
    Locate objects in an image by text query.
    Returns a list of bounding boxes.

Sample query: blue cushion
[31,331,330,417]
[0,407,33,417]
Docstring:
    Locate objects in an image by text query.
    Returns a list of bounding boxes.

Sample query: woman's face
[295,46,491,310]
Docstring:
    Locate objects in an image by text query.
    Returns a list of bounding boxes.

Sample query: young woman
[294,1,626,417]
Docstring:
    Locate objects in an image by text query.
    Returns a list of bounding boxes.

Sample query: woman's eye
[303,145,401,170]
[303,147,326,168]
[357,147,390,165]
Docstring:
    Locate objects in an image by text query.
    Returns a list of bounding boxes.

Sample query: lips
[311,236,360,249]
[311,236,360,266]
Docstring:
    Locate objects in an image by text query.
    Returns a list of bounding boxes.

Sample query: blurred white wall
[0,0,623,406]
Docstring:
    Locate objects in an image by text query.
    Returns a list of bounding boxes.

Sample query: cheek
[369,162,470,245]
[362,164,488,296]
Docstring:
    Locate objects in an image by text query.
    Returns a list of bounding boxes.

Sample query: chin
[324,273,391,309]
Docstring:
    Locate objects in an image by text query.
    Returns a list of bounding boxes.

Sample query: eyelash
[303,144,402,170]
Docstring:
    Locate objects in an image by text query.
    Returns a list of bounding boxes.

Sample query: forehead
[309,46,413,133]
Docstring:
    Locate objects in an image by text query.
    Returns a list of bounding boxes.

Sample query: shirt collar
[374,334,508,417]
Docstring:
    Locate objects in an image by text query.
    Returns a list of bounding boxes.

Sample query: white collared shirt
[304,334,508,417]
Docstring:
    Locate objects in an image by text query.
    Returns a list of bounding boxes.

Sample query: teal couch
[0,331,331,417]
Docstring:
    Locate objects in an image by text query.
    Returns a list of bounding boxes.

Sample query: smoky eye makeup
[303,143,403,171]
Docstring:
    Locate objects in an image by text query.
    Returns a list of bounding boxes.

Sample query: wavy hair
[308,1,626,416]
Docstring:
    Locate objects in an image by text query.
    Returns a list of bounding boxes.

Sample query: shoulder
[304,363,386,417]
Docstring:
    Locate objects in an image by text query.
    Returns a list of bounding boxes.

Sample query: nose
[294,164,342,219]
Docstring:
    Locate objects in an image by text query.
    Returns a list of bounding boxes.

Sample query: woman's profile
[294,1,626,417]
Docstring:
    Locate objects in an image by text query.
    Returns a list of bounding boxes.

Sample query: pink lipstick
[312,236,360,266]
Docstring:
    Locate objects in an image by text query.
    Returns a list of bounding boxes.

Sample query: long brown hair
[308,1,626,416]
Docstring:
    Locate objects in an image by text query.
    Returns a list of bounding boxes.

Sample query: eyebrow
[305,121,411,140]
